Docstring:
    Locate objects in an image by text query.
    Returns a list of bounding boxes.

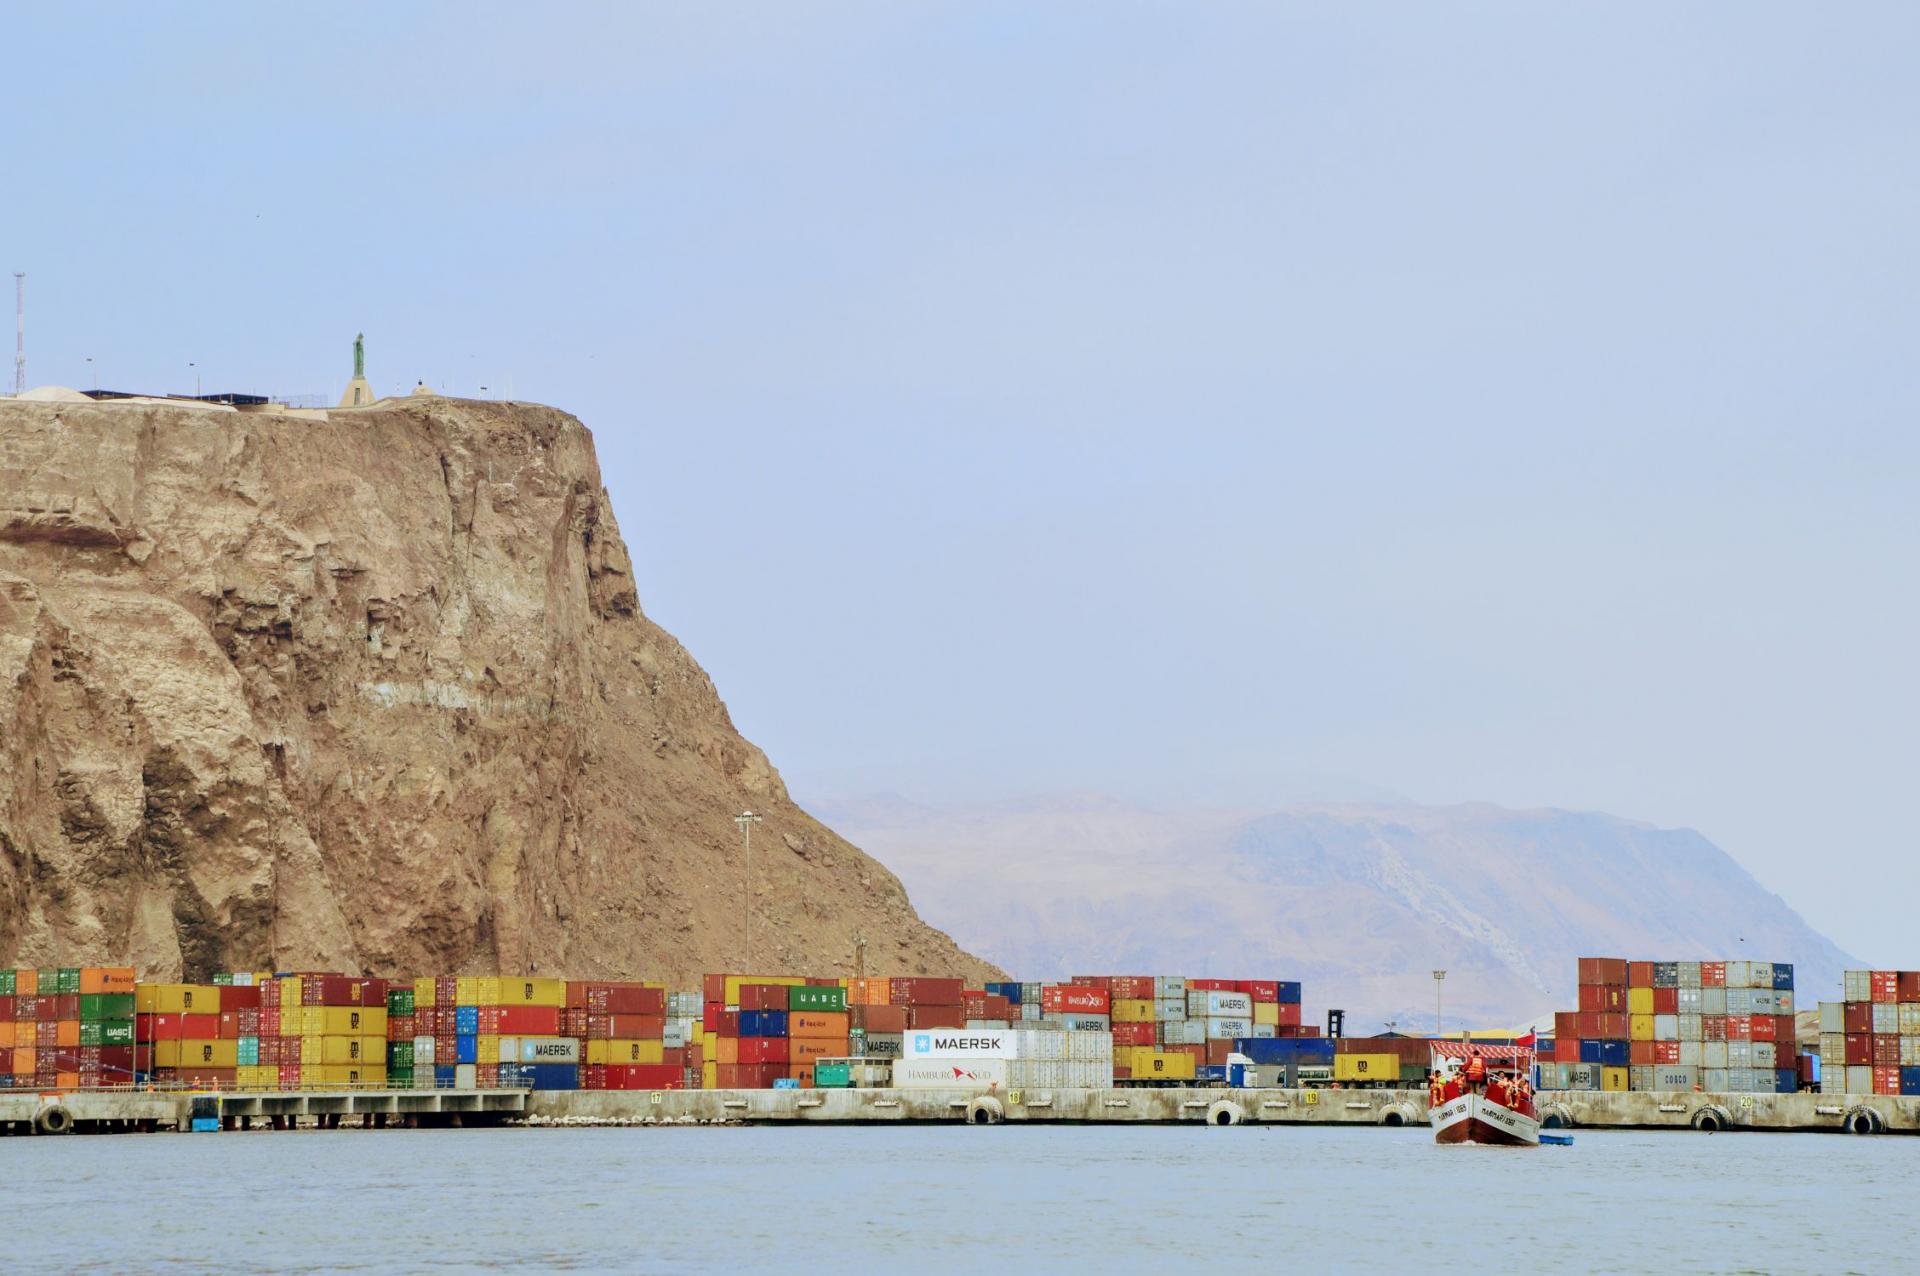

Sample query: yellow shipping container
[587,1039,664,1066]
[278,976,303,1007]
[315,1006,386,1036]
[320,1036,376,1066]
[1129,1049,1196,1080]
[1629,1014,1654,1042]
[723,974,805,1005]
[169,1039,239,1069]
[237,1065,275,1090]
[497,977,567,1007]
[413,977,436,1008]
[701,1060,718,1089]
[1601,1066,1630,1092]
[1332,1053,1399,1083]
[1111,999,1156,1024]
[135,984,223,1014]
[305,1064,386,1088]
[478,1034,500,1064]
[1253,1002,1279,1027]
[1627,987,1655,1016]
[456,976,481,1006]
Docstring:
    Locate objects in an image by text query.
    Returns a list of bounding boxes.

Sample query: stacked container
[1820,970,1920,1096]
[896,1024,1112,1088]
[264,974,389,1090]
[4,967,137,1088]
[577,980,676,1091]
[1072,976,1305,1083]
[1546,957,1796,1093]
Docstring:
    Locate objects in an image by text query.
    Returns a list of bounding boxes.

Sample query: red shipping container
[1108,977,1157,1000]
[1630,1041,1656,1065]
[497,1006,561,1035]
[237,1008,262,1036]
[35,997,57,1022]
[703,974,728,1004]
[435,976,458,1005]
[1598,1014,1629,1039]
[1245,981,1280,1003]
[1553,1038,1580,1063]
[1206,1040,1234,1066]
[1628,962,1656,988]
[1574,1012,1600,1038]
[219,985,262,1012]
[1068,975,1113,990]
[1844,1002,1873,1034]
[1578,958,1628,986]
[737,1036,789,1065]
[1900,972,1920,1002]
[1749,1016,1776,1042]
[1652,988,1678,1015]
[183,1014,220,1039]
[850,1004,908,1033]
[1112,1066,1132,1081]
[1112,1022,1156,1047]
[662,1047,687,1068]
[1577,985,1605,1013]
[357,979,389,1008]
[739,984,789,1011]
[1700,962,1726,987]
[302,975,357,1006]
[1777,1015,1797,1045]
[586,985,664,1016]
[1872,972,1899,1004]
[1875,1035,1900,1066]
[1875,1065,1901,1095]
[1186,978,1240,992]
[1041,985,1110,1016]
[1276,1003,1301,1028]
[588,1014,665,1040]
[1654,1041,1680,1065]
[1724,1015,1751,1040]
[0,995,11,1020]
[139,1013,186,1041]
[702,1001,724,1032]
[889,978,965,1007]
[278,1063,302,1088]
[55,994,81,1019]
[605,1064,684,1090]
[1702,1016,1727,1042]
[907,1005,966,1030]
[1166,1043,1207,1065]
[717,1063,784,1088]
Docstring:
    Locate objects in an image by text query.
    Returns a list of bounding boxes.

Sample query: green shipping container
[788,985,847,1013]
[238,1037,260,1066]
[80,993,136,1021]
[0,970,15,995]
[387,989,415,1017]
[100,1020,135,1046]
[814,1062,852,1088]
[388,1041,414,1067]
[390,1067,414,1089]
[212,972,234,986]
[57,967,80,994]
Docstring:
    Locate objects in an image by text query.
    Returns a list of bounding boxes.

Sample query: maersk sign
[902,1029,1015,1059]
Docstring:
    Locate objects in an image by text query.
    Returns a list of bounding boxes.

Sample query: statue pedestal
[338,376,377,408]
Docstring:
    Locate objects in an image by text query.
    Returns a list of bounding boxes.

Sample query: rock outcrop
[0,397,995,984]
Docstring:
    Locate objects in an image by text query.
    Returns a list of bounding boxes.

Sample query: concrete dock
[3,1086,1913,1135]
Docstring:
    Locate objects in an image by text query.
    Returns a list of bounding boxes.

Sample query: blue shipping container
[1196,1065,1228,1083]
[455,1034,478,1065]
[1599,1040,1629,1067]
[1777,1069,1798,1094]
[1232,1037,1334,1065]
[985,981,1023,1004]
[1773,964,1794,991]
[434,1065,457,1088]
[1579,1039,1603,1064]
[526,1063,578,1090]
[740,1009,788,1037]
[455,1006,479,1035]
[1276,982,1302,1004]
[1902,1067,1920,1097]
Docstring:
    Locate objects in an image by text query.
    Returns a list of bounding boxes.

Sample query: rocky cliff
[0,397,995,984]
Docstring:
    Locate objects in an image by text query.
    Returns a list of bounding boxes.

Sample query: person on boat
[1463,1051,1487,1089]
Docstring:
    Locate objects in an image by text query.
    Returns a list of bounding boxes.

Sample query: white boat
[1429,1042,1540,1146]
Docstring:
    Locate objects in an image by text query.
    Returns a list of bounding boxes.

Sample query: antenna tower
[11,273,22,395]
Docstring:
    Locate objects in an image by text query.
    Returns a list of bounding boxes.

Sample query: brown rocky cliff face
[0,398,997,984]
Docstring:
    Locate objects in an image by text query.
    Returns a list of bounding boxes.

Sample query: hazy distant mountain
[807,793,1856,1031]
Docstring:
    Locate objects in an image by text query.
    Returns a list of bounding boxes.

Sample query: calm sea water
[4,1124,1906,1272]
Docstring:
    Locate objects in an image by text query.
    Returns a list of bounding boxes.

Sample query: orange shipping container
[13,969,36,996]
[789,1012,850,1039]
[55,1021,79,1048]
[0,1023,13,1048]
[790,1038,845,1062]
[79,968,136,995]
[715,1036,740,1066]
[12,1047,33,1075]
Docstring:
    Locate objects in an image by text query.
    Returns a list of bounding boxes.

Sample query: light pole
[189,362,199,397]
[735,810,762,963]
[1432,970,1447,1036]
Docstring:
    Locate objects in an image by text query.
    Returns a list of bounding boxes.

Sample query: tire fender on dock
[964,1096,1004,1125]
[1690,1104,1734,1133]
[1377,1102,1419,1128]
[1538,1103,1576,1130]
[1843,1106,1884,1136]
[34,1103,73,1136]
[1206,1099,1247,1127]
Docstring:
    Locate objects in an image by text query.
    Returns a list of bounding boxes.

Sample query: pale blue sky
[9,5,1917,960]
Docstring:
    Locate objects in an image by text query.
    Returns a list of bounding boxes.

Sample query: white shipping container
[1703,1041,1729,1069]
[1844,970,1871,1002]
[892,1057,1008,1089]
[1677,987,1703,1014]
[455,1063,477,1091]
[1252,1023,1276,1039]
[1678,962,1702,989]
[1155,998,1186,1020]
[1750,961,1774,989]
[1205,1017,1253,1039]
[1654,1014,1679,1041]
[1751,1041,1777,1069]
[1160,1019,1205,1046]
[1726,988,1756,1016]
[1653,1065,1698,1089]
[1020,1003,1042,1021]
[1846,1064,1873,1094]
[517,1036,580,1064]
[1819,1002,1846,1034]
[1817,1032,1844,1062]
[1728,1040,1752,1067]
[1726,1067,1757,1091]
[1774,990,1795,1014]
[1186,990,1253,1017]
[1900,1005,1920,1036]
[1678,1013,1702,1041]
[1629,1065,1654,1091]
[1873,1003,1899,1035]
[1054,1015,1110,1032]
[859,1032,903,1058]
[1154,976,1186,999]
[1724,961,1753,989]
[663,1021,689,1048]
[495,1036,519,1064]
[1903,1038,1920,1067]
[1701,988,1728,1015]
[1678,1041,1702,1067]
[413,1035,436,1066]
[1703,1068,1729,1092]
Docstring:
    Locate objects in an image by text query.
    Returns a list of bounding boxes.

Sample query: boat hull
[1431,1091,1540,1146]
